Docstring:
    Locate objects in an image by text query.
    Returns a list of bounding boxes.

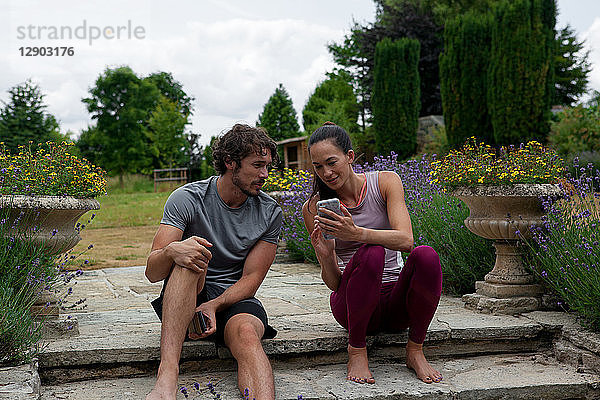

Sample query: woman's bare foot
[346,344,375,384]
[405,340,442,383]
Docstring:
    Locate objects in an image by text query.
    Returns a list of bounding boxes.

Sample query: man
[145,124,282,400]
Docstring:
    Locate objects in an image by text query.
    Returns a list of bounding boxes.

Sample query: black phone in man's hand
[188,310,207,335]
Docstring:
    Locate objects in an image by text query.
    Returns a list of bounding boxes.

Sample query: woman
[302,122,443,384]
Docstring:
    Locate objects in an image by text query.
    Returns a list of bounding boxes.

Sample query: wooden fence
[153,168,188,192]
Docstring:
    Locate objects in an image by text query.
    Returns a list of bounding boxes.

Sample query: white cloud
[1,8,347,145]
[5,0,597,151]
[583,17,600,97]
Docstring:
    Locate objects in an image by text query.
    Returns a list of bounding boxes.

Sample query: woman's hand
[310,222,335,256]
[315,205,361,242]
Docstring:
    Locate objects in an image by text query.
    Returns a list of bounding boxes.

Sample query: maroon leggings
[330,245,442,348]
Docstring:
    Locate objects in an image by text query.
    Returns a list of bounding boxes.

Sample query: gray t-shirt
[160,176,282,289]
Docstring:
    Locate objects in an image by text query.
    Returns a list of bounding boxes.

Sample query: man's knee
[225,315,264,353]
[171,264,201,278]
[167,265,202,289]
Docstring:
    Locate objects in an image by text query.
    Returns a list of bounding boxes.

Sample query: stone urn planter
[453,184,562,314]
[0,195,100,337]
[0,195,100,256]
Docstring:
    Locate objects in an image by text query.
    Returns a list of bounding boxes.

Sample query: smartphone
[188,310,207,336]
[316,198,342,240]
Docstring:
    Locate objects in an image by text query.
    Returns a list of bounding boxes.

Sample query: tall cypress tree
[440,11,493,148]
[372,37,421,159]
[541,0,557,111]
[256,84,300,142]
[487,0,555,145]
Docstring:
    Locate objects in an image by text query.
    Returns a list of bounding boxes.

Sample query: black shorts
[151,282,277,345]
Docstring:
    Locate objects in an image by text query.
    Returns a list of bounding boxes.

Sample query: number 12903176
[19,46,74,56]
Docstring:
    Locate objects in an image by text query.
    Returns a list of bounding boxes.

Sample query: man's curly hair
[212,124,279,175]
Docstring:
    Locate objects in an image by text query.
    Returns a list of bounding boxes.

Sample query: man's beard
[232,169,262,197]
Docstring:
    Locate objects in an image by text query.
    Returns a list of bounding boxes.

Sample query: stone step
[40,353,600,400]
[0,363,40,400]
[37,306,561,384]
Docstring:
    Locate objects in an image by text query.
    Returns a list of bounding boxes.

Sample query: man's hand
[166,236,213,274]
[188,301,218,340]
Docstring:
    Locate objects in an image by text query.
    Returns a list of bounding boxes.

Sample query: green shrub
[522,162,600,331]
[278,171,317,264]
[440,11,493,148]
[0,219,53,365]
[420,125,451,158]
[0,207,84,365]
[487,0,555,145]
[548,104,600,156]
[0,285,41,365]
[372,37,421,160]
[409,190,495,295]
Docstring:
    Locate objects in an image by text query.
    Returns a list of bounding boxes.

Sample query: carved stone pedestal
[453,184,562,314]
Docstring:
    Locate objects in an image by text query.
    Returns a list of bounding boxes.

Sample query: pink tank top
[335,170,404,283]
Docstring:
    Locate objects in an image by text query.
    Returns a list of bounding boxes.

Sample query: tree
[146,71,194,118]
[400,0,502,23]
[82,66,159,178]
[554,25,592,106]
[186,133,217,181]
[0,80,61,153]
[76,125,104,166]
[487,0,555,145]
[201,136,217,179]
[372,38,421,159]
[256,84,300,141]
[542,0,557,114]
[328,31,371,133]
[440,11,494,147]
[146,96,190,169]
[80,66,194,180]
[328,0,443,126]
[302,72,359,136]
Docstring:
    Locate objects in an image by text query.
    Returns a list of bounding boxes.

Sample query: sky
[0,0,599,146]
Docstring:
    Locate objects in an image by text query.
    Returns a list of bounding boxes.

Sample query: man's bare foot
[346,344,375,384]
[146,387,175,400]
[405,340,442,384]
[146,365,179,400]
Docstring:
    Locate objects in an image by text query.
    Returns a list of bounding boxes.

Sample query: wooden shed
[276,136,311,171]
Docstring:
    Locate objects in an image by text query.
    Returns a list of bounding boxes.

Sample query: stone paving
[40,354,598,400]
[40,264,553,370]
[6,262,600,399]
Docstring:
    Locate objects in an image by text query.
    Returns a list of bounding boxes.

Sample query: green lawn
[84,192,171,229]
